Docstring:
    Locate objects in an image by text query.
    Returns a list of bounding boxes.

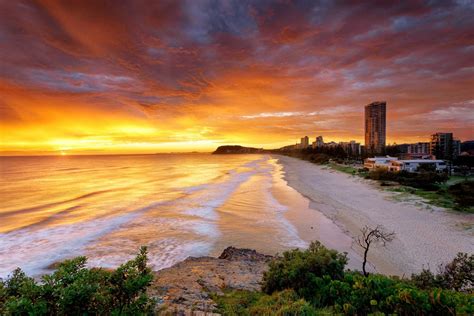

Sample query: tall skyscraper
[365,101,386,155]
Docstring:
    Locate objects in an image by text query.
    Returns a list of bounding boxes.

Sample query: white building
[388,160,447,173]
[364,156,399,170]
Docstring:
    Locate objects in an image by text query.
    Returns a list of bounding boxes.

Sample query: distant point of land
[213,145,265,154]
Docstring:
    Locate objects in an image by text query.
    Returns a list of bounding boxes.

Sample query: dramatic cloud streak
[0,0,473,154]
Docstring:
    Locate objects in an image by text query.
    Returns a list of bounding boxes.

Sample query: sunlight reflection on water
[0,154,360,277]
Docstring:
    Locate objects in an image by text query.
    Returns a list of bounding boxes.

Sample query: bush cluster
[308,154,330,164]
[448,181,474,207]
[256,242,473,315]
[0,247,155,315]
[411,253,473,292]
[214,289,317,316]
[326,272,472,315]
[262,241,347,304]
[366,169,449,190]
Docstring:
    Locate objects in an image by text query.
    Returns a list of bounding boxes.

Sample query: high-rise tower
[365,101,386,155]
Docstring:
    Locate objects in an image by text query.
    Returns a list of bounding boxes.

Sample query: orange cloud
[0,1,473,155]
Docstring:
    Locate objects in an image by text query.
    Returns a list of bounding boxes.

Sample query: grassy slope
[385,176,474,213]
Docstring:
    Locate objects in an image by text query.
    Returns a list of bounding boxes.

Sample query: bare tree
[357,225,395,276]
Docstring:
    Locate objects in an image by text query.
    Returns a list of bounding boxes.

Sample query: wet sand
[209,156,366,271]
[275,155,474,276]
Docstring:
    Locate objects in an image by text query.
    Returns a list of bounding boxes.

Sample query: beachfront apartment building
[299,136,309,149]
[406,142,433,159]
[312,136,324,149]
[364,156,398,170]
[408,142,430,155]
[430,132,461,160]
[364,156,447,173]
[388,160,447,173]
[365,101,386,155]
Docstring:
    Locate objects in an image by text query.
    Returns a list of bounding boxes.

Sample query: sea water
[0,154,359,277]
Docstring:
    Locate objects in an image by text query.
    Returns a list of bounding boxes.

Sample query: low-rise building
[388,160,447,173]
[364,156,399,170]
[408,142,430,155]
[340,140,361,156]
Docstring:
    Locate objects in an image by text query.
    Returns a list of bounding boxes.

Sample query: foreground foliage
[411,253,474,292]
[262,241,347,302]
[216,242,474,315]
[214,289,319,316]
[0,247,155,315]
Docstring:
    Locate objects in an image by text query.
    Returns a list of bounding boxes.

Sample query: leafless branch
[357,225,395,276]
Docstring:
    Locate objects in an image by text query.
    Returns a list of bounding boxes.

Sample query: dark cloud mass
[0,0,473,153]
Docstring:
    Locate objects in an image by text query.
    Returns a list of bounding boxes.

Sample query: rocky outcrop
[149,247,272,315]
[218,246,273,262]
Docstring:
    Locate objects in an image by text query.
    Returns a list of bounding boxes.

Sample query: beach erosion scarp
[274,155,474,276]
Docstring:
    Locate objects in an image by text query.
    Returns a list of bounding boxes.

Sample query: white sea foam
[0,154,343,279]
[0,214,137,277]
[86,238,212,271]
[0,200,167,277]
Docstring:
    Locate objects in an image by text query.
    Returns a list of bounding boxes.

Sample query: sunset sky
[0,0,473,155]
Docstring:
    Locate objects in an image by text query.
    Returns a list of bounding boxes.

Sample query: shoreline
[274,154,474,276]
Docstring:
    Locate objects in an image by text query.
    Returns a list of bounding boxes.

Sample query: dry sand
[275,155,474,276]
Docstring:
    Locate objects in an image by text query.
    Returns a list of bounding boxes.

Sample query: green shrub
[366,169,398,181]
[311,154,330,164]
[397,171,448,191]
[412,252,473,292]
[0,247,155,315]
[249,290,316,316]
[212,290,265,315]
[260,242,473,315]
[326,272,473,315]
[367,169,449,190]
[262,241,347,305]
[214,289,318,316]
[448,181,474,207]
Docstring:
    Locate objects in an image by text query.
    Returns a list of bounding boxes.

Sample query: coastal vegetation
[0,247,154,315]
[215,242,474,315]
[279,149,474,213]
[1,243,473,315]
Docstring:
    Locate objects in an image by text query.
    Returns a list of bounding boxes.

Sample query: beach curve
[275,155,474,276]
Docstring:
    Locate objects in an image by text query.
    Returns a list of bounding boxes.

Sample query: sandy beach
[276,155,474,276]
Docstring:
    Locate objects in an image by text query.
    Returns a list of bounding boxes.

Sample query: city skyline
[1,1,473,155]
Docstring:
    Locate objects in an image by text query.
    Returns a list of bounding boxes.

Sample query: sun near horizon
[1,1,473,156]
[0,2,473,315]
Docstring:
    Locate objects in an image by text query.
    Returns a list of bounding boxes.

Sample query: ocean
[0,154,357,277]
